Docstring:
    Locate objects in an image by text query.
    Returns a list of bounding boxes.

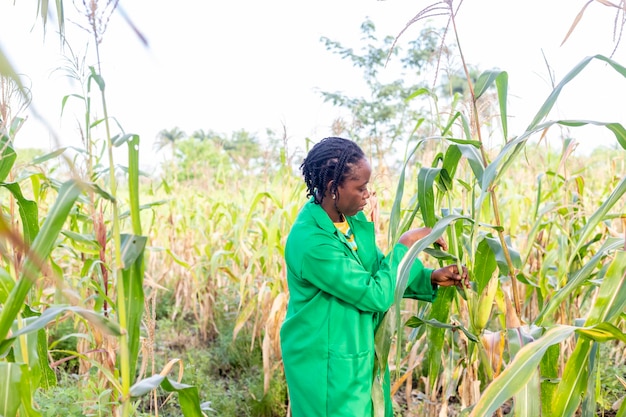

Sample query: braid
[300,137,365,204]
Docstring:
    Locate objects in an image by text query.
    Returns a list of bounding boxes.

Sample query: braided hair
[300,137,365,204]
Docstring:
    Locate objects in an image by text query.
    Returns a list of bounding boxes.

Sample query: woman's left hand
[398,227,447,250]
[431,264,470,289]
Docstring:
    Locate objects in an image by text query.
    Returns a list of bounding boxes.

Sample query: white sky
[0,1,625,172]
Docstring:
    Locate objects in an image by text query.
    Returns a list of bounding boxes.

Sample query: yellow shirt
[334,220,357,251]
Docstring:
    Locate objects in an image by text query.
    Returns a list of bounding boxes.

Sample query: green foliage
[174,137,231,181]
[2,4,626,417]
[319,19,450,168]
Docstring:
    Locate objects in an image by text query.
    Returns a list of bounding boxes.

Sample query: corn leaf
[388,139,423,245]
[0,305,121,355]
[553,338,594,417]
[552,251,626,416]
[0,135,17,183]
[131,374,207,417]
[469,325,577,417]
[527,55,626,132]
[0,182,38,244]
[425,286,454,391]
[417,167,440,227]
[0,48,26,97]
[457,144,484,184]
[535,238,623,326]
[514,370,541,417]
[473,237,497,294]
[120,234,146,382]
[568,176,626,266]
[540,344,560,416]
[0,268,14,304]
[0,180,82,342]
[0,363,26,417]
[127,134,142,234]
[474,70,509,140]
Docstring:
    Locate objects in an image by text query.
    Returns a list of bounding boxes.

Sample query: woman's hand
[398,227,447,250]
[431,264,470,289]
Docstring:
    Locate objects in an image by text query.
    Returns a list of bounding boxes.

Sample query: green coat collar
[301,198,377,269]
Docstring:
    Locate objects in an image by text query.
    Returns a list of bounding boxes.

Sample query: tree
[319,19,445,170]
[154,126,186,160]
[223,129,261,169]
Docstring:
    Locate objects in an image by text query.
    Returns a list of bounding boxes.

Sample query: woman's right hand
[398,227,447,250]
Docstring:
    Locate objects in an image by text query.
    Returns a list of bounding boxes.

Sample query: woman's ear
[324,180,334,199]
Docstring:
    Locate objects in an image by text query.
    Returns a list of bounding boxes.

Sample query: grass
[39,285,288,417]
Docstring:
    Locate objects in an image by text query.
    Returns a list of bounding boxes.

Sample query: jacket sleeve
[298,234,395,313]
[388,243,438,302]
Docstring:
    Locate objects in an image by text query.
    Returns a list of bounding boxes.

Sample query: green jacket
[280,200,437,417]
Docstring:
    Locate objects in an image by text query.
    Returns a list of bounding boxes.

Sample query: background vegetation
[0,1,625,417]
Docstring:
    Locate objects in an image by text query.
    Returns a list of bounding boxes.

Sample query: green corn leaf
[0,182,38,244]
[527,55,626,132]
[575,322,626,343]
[535,238,623,326]
[457,144,484,184]
[0,135,17,183]
[540,344,560,416]
[425,286,454,391]
[0,180,82,342]
[112,133,138,147]
[568,176,626,267]
[0,268,14,304]
[388,139,423,245]
[60,230,98,246]
[61,94,86,116]
[473,237,497,295]
[0,47,26,99]
[406,315,478,342]
[120,234,147,269]
[0,363,26,417]
[162,377,206,417]
[441,111,472,139]
[514,370,541,417]
[552,338,593,417]
[474,69,501,100]
[37,327,56,390]
[469,325,577,417]
[485,234,521,276]
[30,146,86,165]
[89,182,116,202]
[495,71,509,141]
[89,66,105,91]
[417,167,440,227]
[473,69,509,140]
[121,234,147,382]
[395,214,473,304]
[581,343,599,417]
[127,134,142,234]
[552,252,626,416]
[440,145,462,192]
[130,374,207,417]
[587,250,626,324]
[0,305,121,355]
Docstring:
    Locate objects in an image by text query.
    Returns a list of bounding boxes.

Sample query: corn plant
[374,3,626,416]
[0,2,208,416]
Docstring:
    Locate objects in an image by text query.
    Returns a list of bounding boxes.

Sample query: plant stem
[448,6,522,317]
[93,38,131,416]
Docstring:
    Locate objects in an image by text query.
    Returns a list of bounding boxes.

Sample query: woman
[280,137,469,417]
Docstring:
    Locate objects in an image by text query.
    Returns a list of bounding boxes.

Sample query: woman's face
[335,157,371,217]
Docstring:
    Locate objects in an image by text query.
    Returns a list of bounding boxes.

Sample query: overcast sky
[1,1,624,171]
